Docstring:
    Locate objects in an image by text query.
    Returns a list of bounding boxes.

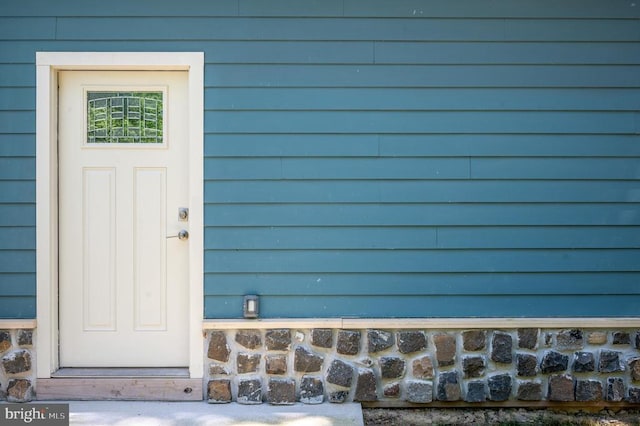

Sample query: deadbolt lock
[178,207,189,221]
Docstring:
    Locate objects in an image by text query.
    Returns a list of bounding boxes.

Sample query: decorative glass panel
[87,91,163,143]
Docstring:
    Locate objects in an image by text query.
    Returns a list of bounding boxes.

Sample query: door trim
[36,52,204,379]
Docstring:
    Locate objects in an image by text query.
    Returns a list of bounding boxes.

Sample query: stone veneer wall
[0,329,35,402]
[205,328,640,405]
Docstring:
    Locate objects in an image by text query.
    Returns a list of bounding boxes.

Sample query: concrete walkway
[63,401,364,426]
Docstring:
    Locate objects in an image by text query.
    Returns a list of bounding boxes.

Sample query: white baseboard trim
[202,317,640,330]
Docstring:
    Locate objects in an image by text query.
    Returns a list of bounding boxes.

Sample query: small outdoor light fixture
[243,295,259,318]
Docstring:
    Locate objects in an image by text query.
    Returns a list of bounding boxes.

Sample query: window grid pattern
[87,92,163,143]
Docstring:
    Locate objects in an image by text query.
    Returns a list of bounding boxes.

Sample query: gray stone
[0,330,11,353]
[517,328,538,350]
[437,371,461,402]
[368,330,394,353]
[328,391,348,403]
[207,331,230,362]
[267,378,296,405]
[17,330,32,347]
[266,354,287,375]
[397,331,427,354]
[383,382,400,398]
[433,334,456,367]
[636,332,640,349]
[516,353,537,377]
[599,350,623,373]
[265,329,291,351]
[573,351,595,373]
[235,330,261,349]
[517,381,543,401]
[575,380,602,402]
[310,329,333,348]
[548,374,574,402]
[326,359,354,388]
[462,356,485,378]
[540,351,568,374]
[488,374,512,402]
[630,357,640,382]
[557,329,583,350]
[7,379,32,403]
[412,355,434,379]
[465,381,486,403]
[237,352,261,374]
[2,350,31,374]
[406,380,433,403]
[300,376,324,404]
[491,332,513,364]
[238,378,263,404]
[337,330,361,355]
[544,333,553,347]
[606,377,625,402]
[207,379,232,403]
[209,363,230,376]
[462,330,486,351]
[612,331,630,345]
[294,346,323,373]
[380,357,405,379]
[629,387,640,403]
[354,369,377,402]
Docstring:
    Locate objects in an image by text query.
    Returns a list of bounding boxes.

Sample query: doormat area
[363,408,640,425]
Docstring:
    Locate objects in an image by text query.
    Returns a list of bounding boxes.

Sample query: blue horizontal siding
[378,135,640,157]
[375,42,640,65]
[0,88,35,110]
[206,88,640,111]
[0,135,35,157]
[0,182,35,203]
[0,18,56,40]
[52,18,640,42]
[204,272,640,296]
[1,0,639,319]
[0,251,35,273]
[342,0,640,19]
[0,112,35,134]
[5,0,639,19]
[0,297,35,319]
[0,274,35,296]
[205,227,640,250]
[205,180,640,203]
[0,205,35,227]
[205,158,470,179]
[205,249,640,273]
[206,134,640,157]
[206,111,638,134]
[205,65,640,88]
[0,158,35,179]
[0,228,36,249]
[204,158,640,180]
[204,295,640,318]
[206,204,639,226]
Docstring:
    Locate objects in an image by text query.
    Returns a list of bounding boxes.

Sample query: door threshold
[38,369,202,401]
[52,367,190,378]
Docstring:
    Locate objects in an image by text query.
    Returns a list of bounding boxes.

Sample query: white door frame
[35,52,204,378]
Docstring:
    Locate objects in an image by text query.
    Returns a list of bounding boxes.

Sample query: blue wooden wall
[1,0,639,318]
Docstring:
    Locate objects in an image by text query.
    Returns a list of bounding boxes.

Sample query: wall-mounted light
[243,295,259,319]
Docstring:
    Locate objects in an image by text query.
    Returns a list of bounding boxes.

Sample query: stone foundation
[0,329,36,402]
[205,328,640,405]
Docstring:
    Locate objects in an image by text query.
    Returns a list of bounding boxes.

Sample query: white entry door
[58,71,189,367]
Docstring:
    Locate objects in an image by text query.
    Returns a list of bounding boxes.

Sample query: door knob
[167,230,189,241]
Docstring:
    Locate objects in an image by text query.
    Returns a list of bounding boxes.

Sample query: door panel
[58,71,189,367]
